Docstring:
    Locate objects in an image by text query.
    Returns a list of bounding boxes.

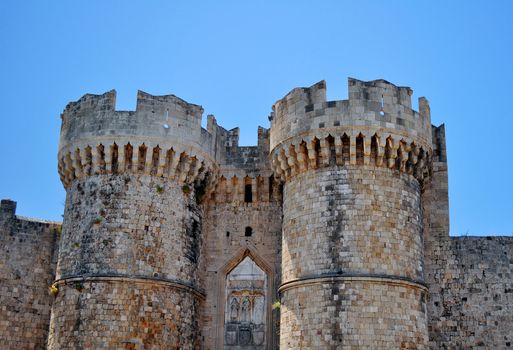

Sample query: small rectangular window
[244,184,252,203]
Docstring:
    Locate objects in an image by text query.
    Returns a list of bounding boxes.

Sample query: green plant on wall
[93,217,103,225]
[49,284,59,297]
[55,225,62,239]
[156,185,165,194]
[74,282,84,292]
[182,184,191,194]
[272,301,281,337]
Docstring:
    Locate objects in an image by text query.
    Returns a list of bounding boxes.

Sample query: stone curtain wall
[427,236,513,348]
[0,200,60,349]
[200,200,282,349]
[425,124,513,348]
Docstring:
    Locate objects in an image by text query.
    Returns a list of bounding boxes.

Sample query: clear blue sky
[1,1,512,236]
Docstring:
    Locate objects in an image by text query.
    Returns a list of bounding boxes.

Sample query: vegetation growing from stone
[93,217,102,225]
[182,184,191,194]
[74,282,84,292]
[49,285,59,297]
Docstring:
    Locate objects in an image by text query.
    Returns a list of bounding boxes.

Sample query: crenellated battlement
[135,90,203,117]
[348,78,413,108]
[61,90,117,119]
[58,78,434,191]
[269,78,434,183]
[60,90,209,156]
[211,174,282,204]
[58,90,275,192]
[270,78,432,152]
[59,90,224,189]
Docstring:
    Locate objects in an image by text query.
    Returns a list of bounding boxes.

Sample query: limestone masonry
[1,78,512,349]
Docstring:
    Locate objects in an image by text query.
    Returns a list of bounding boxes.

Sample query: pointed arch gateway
[219,248,273,349]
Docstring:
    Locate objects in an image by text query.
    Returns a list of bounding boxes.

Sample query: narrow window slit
[356,134,364,165]
[125,143,133,171]
[342,134,350,164]
[244,184,252,203]
[138,144,147,172]
[151,146,160,175]
[111,143,119,174]
[268,175,274,202]
[370,135,378,165]
[97,144,106,173]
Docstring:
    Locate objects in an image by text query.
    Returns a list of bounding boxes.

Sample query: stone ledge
[53,274,206,299]
[279,272,428,293]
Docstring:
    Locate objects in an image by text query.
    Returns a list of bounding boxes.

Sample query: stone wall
[427,236,513,348]
[3,78,513,349]
[197,119,283,350]
[47,174,205,349]
[424,124,513,349]
[282,166,424,281]
[280,279,428,349]
[48,279,201,350]
[54,174,202,283]
[200,178,282,349]
[279,165,428,349]
[0,200,60,349]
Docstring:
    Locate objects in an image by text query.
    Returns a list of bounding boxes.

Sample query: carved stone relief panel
[224,256,267,349]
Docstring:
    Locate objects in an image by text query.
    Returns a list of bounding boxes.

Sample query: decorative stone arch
[216,248,275,350]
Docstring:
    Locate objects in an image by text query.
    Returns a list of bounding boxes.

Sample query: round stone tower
[49,90,217,349]
[270,78,432,349]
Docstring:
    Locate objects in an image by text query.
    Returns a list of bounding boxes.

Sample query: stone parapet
[58,90,219,189]
[269,79,433,183]
[270,78,432,151]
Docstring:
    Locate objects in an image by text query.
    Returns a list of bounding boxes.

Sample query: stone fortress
[1,77,512,349]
